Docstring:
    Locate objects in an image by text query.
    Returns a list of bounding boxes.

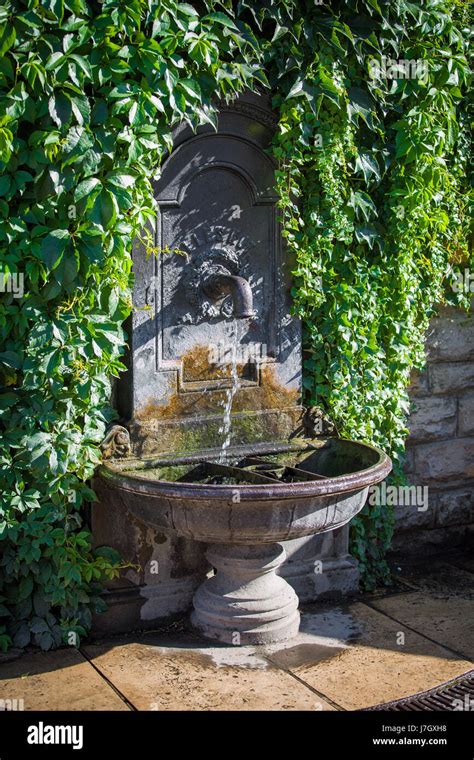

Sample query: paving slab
[370,592,474,662]
[395,560,474,598]
[0,648,129,711]
[83,631,334,711]
[265,603,473,710]
[446,554,474,575]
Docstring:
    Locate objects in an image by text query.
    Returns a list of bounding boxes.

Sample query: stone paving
[1,552,472,711]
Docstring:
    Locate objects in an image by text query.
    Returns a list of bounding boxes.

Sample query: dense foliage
[261,0,472,586]
[0,0,471,650]
[0,0,266,651]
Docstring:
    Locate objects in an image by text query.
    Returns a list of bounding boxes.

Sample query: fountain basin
[98,438,391,644]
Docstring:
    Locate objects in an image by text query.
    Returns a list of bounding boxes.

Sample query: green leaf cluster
[264,0,472,587]
[0,0,265,649]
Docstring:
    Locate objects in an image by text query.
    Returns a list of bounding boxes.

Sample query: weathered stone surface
[0,649,128,711]
[83,632,333,711]
[408,368,430,397]
[413,439,474,482]
[91,475,209,635]
[430,362,474,395]
[277,602,472,710]
[399,303,474,549]
[4,565,474,712]
[436,490,474,527]
[124,91,303,455]
[191,544,300,645]
[394,497,436,531]
[280,527,359,602]
[458,392,474,436]
[426,311,474,362]
[408,396,457,442]
[402,447,415,476]
[395,560,474,599]
[99,436,391,645]
[391,525,472,553]
[371,592,474,660]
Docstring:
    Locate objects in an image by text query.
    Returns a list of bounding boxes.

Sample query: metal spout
[204,273,254,319]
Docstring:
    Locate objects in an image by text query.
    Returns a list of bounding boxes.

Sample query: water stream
[218,321,244,462]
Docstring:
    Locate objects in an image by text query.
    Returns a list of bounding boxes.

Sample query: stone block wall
[391,304,474,553]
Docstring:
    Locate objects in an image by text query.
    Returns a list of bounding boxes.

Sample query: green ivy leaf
[354,224,379,248]
[48,91,72,128]
[95,189,118,229]
[204,12,240,31]
[74,177,101,202]
[349,191,378,222]
[18,576,34,601]
[0,23,16,56]
[347,87,375,128]
[355,152,381,184]
[13,623,31,648]
[40,229,69,270]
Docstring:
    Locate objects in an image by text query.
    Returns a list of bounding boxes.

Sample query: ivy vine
[0,0,267,652]
[0,0,471,651]
[262,0,472,587]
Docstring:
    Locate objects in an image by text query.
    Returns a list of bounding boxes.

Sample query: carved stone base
[191,543,300,645]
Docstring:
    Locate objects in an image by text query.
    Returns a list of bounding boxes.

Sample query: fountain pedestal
[191,543,300,645]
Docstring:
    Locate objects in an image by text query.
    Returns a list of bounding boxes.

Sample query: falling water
[218,321,244,462]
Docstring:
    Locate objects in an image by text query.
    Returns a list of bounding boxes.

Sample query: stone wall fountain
[92,91,391,644]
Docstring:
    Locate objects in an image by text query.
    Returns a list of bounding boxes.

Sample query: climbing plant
[0,0,266,652]
[0,0,470,651]
[259,0,472,587]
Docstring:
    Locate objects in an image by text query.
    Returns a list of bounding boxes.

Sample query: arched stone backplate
[121,92,303,456]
